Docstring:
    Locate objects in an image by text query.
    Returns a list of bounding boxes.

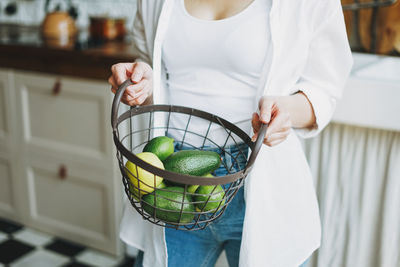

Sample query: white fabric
[120,0,353,266]
[302,123,400,267]
[162,0,269,146]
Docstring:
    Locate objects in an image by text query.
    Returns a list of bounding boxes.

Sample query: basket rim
[115,134,250,186]
[113,104,255,185]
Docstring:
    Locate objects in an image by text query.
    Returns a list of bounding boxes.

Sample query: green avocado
[163,150,221,177]
[142,186,195,223]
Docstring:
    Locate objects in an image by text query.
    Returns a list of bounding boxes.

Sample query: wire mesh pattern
[111,80,266,231]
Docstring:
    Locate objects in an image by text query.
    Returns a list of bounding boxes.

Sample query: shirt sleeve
[132,0,152,65]
[292,0,353,139]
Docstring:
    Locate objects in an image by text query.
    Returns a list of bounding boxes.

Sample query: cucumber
[163,150,221,177]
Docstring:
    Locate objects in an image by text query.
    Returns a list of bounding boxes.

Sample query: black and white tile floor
[0,218,135,267]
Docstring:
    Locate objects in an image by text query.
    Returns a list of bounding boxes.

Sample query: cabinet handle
[52,79,62,95]
[58,165,67,180]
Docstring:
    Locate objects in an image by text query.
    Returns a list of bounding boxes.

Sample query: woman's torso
[162,0,271,146]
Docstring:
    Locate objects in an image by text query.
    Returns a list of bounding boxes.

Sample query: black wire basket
[111,80,267,230]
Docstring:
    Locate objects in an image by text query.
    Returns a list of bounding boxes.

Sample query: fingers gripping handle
[245,123,268,174]
[111,79,134,131]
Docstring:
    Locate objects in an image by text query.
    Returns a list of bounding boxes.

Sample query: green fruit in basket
[195,185,225,212]
[125,152,164,197]
[187,173,214,194]
[163,150,221,177]
[187,185,199,194]
[142,186,195,223]
[143,136,175,161]
[157,181,168,189]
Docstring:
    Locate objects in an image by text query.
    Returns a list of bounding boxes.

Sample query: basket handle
[112,79,268,171]
[111,79,135,131]
[245,123,268,174]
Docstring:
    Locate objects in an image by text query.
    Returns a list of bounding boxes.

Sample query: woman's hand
[108,62,153,106]
[251,96,292,147]
[251,93,316,146]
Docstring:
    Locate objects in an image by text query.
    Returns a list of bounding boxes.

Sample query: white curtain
[302,123,400,267]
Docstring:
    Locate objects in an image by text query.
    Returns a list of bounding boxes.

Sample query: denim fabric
[165,142,248,267]
[134,250,310,267]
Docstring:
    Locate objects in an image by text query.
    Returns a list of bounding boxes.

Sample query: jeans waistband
[175,142,249,154]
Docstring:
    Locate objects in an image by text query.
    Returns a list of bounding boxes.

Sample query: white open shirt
[119,0,353,266]
[162,0,269,147]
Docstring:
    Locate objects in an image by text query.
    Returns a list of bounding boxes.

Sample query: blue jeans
[164,142,248,267]
[134,143,310,267]
[134,251,309,267]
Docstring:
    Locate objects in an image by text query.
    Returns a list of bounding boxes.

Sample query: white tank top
[162,0,270,146]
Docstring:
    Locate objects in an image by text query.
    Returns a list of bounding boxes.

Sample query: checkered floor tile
[0,218,135,267]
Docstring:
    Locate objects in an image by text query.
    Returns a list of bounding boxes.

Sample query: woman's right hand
[108,62,153,106]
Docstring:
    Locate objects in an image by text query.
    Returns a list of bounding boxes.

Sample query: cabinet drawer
[14,71,112,164]
[23,156,119,254]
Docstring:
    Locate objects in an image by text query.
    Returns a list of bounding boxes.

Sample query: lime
[157,181,167,189]
[194,184,225,212]
[187,173,214,194]
[143,136,175,161]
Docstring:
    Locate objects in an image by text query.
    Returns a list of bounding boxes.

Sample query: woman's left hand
[251,96,292,147]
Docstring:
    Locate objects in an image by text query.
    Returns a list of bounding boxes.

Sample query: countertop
[332,52,400,132]
[2,25,398,131]
[0,24,138,80]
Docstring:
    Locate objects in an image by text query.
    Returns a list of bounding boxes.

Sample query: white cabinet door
[14,71,114,169]
[21,154,120,254]
[0,69,20,221]
[0,72,7,147]
[0,69,13,151]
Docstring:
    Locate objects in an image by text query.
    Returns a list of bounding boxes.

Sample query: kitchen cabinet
[0,68,123,256]
[0,70,20,221]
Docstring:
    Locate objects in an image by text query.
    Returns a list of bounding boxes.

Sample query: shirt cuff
[291,84,337,139]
